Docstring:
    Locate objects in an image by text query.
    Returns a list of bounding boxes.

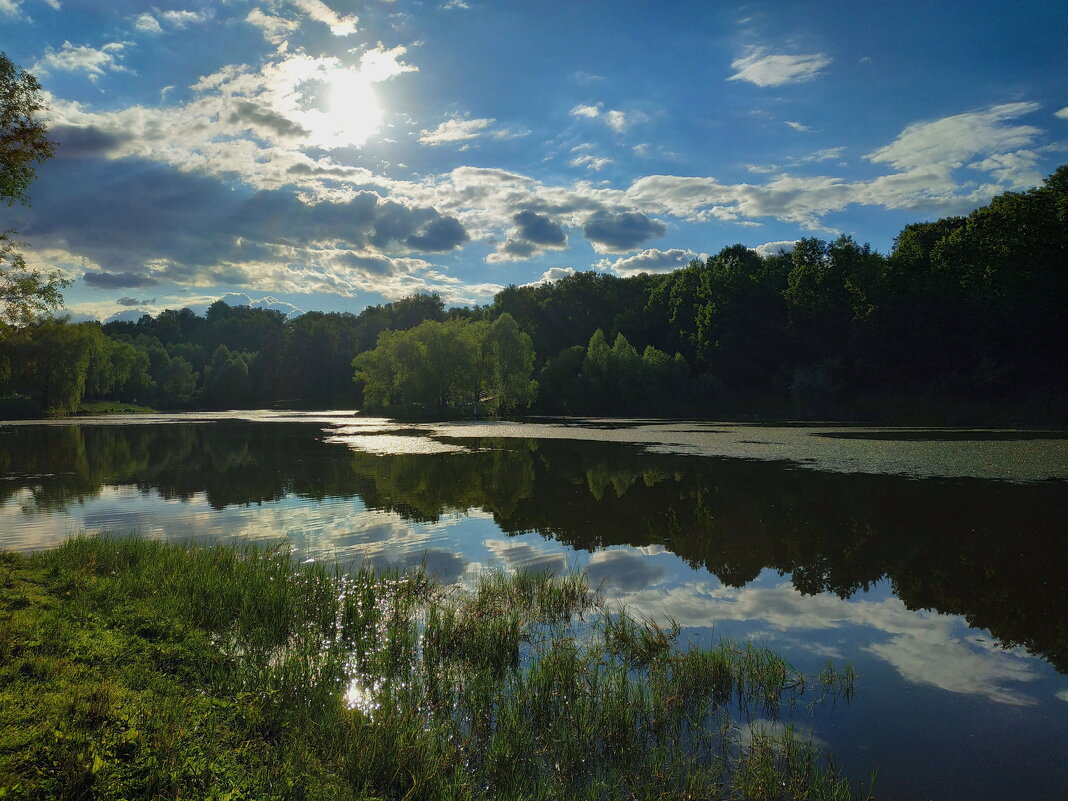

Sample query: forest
[2,165,1067,422]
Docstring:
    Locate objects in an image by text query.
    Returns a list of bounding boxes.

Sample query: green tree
[202,345,252,409]
[354,316,536,415]
[1,52,66,331]
[479,313,536,414]
[1,51,55,205]
[5,321,102,413]
[0,233,68,329]
[157,356,198,407]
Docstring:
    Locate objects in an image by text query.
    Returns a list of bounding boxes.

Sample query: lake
[2,412,1066,799]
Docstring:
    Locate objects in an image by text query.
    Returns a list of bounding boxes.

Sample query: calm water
[2,412,1067,799]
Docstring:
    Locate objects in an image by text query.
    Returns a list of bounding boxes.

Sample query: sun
[300,66,383,149]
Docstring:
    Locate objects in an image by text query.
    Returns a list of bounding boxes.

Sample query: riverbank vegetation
[0,535,865,800]
[2,165,1065,422]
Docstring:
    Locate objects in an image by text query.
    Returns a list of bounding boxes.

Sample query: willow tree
[353,314,536,415]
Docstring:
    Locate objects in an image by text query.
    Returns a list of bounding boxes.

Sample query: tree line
[1,165,1066,420]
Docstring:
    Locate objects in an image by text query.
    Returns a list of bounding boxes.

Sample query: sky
[2,0,1066,322]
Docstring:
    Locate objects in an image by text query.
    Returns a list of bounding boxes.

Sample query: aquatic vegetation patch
[0,537,867,800]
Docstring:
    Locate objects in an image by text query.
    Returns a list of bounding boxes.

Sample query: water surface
[2,412,1066,799]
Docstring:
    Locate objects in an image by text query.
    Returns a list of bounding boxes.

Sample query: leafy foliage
[0,51,55,207]
[354,313,536,414]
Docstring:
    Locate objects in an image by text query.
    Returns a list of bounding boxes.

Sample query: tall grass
[0,536,868,800]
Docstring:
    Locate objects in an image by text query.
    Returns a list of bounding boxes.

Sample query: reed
[0,536,868,800]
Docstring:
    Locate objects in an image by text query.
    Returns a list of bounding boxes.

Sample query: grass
[0,536,869,800]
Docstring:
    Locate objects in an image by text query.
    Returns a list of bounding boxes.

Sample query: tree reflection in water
[2,420,1065,671]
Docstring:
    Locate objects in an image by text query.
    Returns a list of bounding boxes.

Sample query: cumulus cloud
[522,266,575,287]
[598,248,703,276]
[35,41,131,81]
[358,44,418,82]
[220,293,304,317]
[752,240,796,258]
[487,211,567,263]
[103,308,153,324]
[28,159,468,295]
[785,121,813,132]
[728,49,831,87]
[135,9,212,33]
[227,100,310,138]
[1056,107,1068,120]
[292,0,358,35]
[246,8,300,44]
[570,102,636,133]
[133,13,163,33]
[160,9,212,28]
[116,296,156,306]
[513,210,566,246]
[970,150,1043,189]
[583,210,666,253]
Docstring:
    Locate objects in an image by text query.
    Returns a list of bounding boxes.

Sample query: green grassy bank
[0,537,867,800]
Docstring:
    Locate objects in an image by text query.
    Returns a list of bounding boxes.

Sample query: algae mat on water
[0,536,867,800]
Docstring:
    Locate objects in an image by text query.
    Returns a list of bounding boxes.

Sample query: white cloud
[728,49,831,87]
[357,44,418,82]
[604,109,628,133]
[441,0,469,8]
[571,103,600,120]
[970,150,1043,189]
[160,9,212,28]
[569,154,613,171]
[752,240,796,258]
[133,13,162,33]
[522,266,575,287]
[292,0,358,35]
[1056,688,1068,702]
[419,117,495,145]
[35,41,131,81]
[0,0,53,18]
[134,9,211,34]
[570,102,636,133]
[221,292,304,317]
[792,146,846,165]
[598,248,704,276]
[1056,107,1068,120]
[785,121,812,132]
[866,102,1042,173]
[246,8,300,44]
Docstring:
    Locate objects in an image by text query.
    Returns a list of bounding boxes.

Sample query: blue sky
[2,0,1066,321]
